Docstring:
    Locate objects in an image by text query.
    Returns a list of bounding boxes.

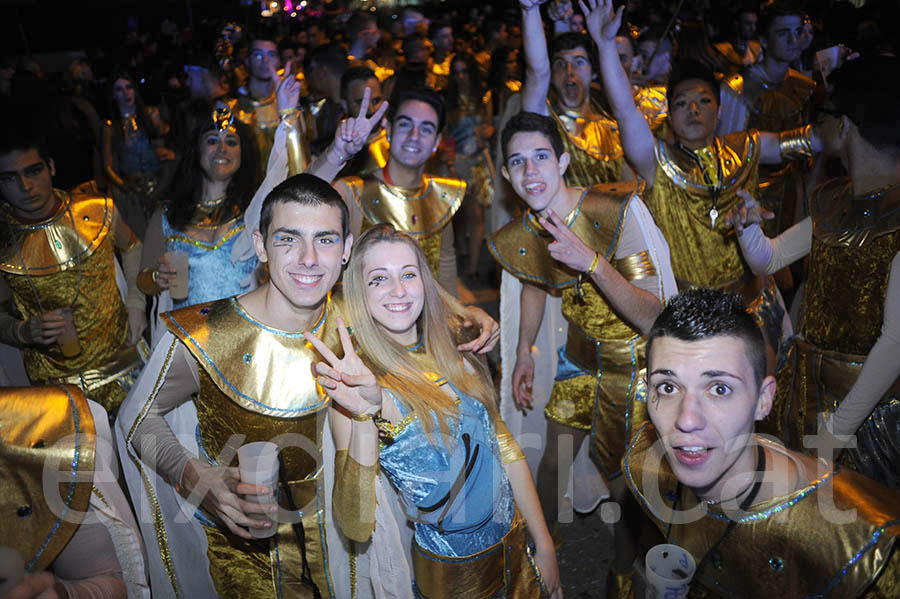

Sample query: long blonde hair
[343,224,498,437]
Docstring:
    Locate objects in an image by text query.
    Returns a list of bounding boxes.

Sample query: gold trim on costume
[616,250,656,281]
[164,296,338,417]
[165,222,245,251]
[778,124,815,161]
[809,178,900,248]
[655,132,758,199]
[48,342,142,391]
[1,186,113,276]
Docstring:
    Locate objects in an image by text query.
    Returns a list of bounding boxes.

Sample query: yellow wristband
[584,252,602,276]
[351,411,379,422]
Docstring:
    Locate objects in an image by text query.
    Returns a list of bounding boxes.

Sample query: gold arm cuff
[779,124,815,161]
[284,114,310,176]
[137,267,161,296]
[333,449,377,543]
[279,106,299,119]
[615,250,657,281]
[495,420,526,464]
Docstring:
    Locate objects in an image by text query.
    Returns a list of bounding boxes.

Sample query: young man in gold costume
[335,87,465,295]
[726,56,900,489]
[587,0,822,369]
[718,1,817,236]
[0,119,146,416]
[489,111,676,596]
[625,288,900,598]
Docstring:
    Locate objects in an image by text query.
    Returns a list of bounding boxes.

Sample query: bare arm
[520,0,553,115]
[727,190,813,275]
[582,0,656,183]
[102,121,126,188]
[513,282,548,409]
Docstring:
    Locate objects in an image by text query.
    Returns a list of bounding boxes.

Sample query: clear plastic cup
[57,307,81,358]
[645,543,696,599]
[238,442,279,539]
[167,250,190,301]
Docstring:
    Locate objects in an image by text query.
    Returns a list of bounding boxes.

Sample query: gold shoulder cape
[624,423,900,598]
[343,175,465,238]
[0,385,95,572]
[0,184,113,276]
[488,183,639,289]
[809,178,900,249]
[726,66,816,131]
[162,295,341,417]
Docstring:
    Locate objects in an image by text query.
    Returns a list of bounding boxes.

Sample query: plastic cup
[57,307,81,358]
[0,546,25,595]
[167,251,190,301]
[645,543,696,599]
[238,441,279,539]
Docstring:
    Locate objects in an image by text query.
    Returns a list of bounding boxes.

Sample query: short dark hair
[347,11,378,44]
[500,111,564,163]
[0,109,52,163]
[830,56,900,153]
[647,288,767,389]
[308,43,348,78]
[259,174,349,244]
[387,87,446,132]
[666,60,720,106]
[550,32,599,76]
[759,1,805,38]
[340,66,377,103]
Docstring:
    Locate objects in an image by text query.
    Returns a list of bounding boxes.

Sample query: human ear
[558,152,570,176]
[501,164,510,182]
[342,233,354,265]
[48,158,56,178]
[253,230,268,263]
[754,376,776,421]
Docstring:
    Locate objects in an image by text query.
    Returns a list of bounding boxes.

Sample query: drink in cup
[167,250,190,301]
[238,441,280,539]
[57,307,81,357]
[645,543,696,599]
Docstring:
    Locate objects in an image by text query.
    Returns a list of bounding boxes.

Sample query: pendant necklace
[678,138,725,229]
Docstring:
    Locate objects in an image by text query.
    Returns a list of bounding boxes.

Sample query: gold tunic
[548,90,625,186]
[647,132,760,290]
[770,180,900,479]
[488,184,651,475]
[0,385,96,573]
[161,295,342,598]
[624,423,900,598]
[0,187,140,412]
[341,175,465,278]
[724,68,816,235]
[235,89,310,179]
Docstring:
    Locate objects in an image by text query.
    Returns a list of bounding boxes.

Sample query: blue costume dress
[376,382,544,598]
[161,212,258,310]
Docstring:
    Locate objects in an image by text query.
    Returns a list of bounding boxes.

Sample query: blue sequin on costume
[162,214,258,309]
[379,386,515,558]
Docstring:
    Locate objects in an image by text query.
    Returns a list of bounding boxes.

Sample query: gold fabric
[163,295,340,417]
[546,332,647,478]
[427,54,453,91]
[488,183,640,291]
[411,513,544,598]
[778,125,816,161]
[607,569,636,599]
[0,187,113,276]
[332,449,377,542]
[767,179,900,453]
[624,424,900,598]
[616,250,656,281]
[648,133,760,287]
[633,84,668,133]
[495,420,526,464]
[723,68,815,133]
[341,175,465,278]
[165,295,340,597]
[235,90,281,178]
[283,111,311,176]
[0,385,95,572]
[2,190,136,400]
[548,90,624,186]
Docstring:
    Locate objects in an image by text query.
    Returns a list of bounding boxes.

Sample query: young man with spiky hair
[626,287,900,598]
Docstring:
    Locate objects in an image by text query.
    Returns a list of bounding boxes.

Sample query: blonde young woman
[306,224,562,598]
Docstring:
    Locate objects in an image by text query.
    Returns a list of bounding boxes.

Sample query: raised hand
[331,86,390,160]
[723,189,775,234]
[539,209,598,273]
[580,0,624,44]
[305,316,382,416]
[519,0,548,11]
[275,58,300,112]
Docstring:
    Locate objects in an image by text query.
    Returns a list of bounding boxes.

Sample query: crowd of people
[1,0,899,597]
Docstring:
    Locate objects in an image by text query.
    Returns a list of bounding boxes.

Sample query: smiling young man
[624,288,900,598]
[0,118,146,416]
[335,87,465,295]
[586,0,823,370]
[489,111,675,595]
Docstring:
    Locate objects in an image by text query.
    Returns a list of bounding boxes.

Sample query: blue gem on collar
[665,489,677,502]
[519,248,527,256]
[17,505,32,517]
[243,353,252,364]
[769,557,784,572]
[200,307,211,315]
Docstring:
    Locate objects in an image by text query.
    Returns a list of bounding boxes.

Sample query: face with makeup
[362,240,425,345]
[646,335,774,500]
[198,129,241,182]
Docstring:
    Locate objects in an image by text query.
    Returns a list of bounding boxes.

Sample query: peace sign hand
[539,209,599,273]
[332,85,390,159]
[305,317,383,417]
[579,0,624,45]
[275,58,300,112]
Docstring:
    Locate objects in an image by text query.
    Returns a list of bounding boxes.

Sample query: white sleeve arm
[831,250,900,437]
[737,217,812,275]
